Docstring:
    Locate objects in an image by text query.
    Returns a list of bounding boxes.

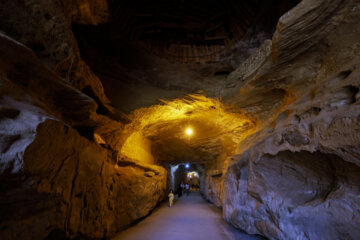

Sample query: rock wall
[0,31,166,240]
[0,0,111,109]
[120,131,155,165]
[206,0,360,239]
[0,119,167,240]
[224,150,360,240]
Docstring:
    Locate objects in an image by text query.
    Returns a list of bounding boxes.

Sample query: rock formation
[1,0,360,239]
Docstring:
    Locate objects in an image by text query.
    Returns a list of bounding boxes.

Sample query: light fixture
[185,163,190,168]
[185,127,193,136]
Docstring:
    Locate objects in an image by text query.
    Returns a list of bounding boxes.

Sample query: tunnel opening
[169,163,204,194]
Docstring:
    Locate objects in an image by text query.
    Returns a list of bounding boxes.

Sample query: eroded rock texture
[1,0,360,239]
[224,151,360,239]
[0,24,166,239]
[0,0,111,109]
[1,119,166,240]
[202,0,360,239]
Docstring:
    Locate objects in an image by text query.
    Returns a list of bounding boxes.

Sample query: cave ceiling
[68,0,301,164]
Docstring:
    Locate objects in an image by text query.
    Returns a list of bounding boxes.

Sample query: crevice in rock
[117,160,159,175]
[0,107,20,120]
[81,85,111,116]
[73,126,95,141]
[337,70,352,80]
[343,85,359,104]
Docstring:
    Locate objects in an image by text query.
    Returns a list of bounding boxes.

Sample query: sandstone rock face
[0,119,167,240]
[0,0,111,108]
[1,0,360,239]
[203,169,224,208]
[67,0,109,25]
[224,150,360,240]
[0,31,166,239]
[202,0,360,239]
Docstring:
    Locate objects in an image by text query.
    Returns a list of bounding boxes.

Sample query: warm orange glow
[187,171,198,178]
[126,94,257,152]
[186,128,193,136]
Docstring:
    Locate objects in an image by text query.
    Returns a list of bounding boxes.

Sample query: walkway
[113,192,265,240]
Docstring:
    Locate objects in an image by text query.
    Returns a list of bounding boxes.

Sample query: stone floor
[113,192,265,240]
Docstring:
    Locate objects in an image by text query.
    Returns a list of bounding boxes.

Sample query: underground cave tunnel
[1,0,360,239]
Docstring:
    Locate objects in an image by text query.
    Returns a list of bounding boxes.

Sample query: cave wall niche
[224,150,360,240]
[120,131,155,165]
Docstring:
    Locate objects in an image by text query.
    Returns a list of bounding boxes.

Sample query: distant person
[185,183,190,196]
[181,182,185,194]
[168,190,174,207]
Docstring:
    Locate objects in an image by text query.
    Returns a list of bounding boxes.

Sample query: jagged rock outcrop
[0,119,167,240]
[224,150,360,240]
[203,0,360,239]
[0,32,166,240]
[0,0,111,109]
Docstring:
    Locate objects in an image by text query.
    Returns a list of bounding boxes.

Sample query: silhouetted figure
[168,191,174,207]
[185,183,190,196]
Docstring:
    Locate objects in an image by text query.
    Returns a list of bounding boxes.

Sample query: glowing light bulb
[186,128,193,136]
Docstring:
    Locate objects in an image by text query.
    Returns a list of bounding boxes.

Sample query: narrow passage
[113,192,265,240]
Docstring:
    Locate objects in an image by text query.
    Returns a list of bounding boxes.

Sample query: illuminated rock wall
[214,0,360,239]
[121,131,155,165]
[0,119,167,240]
[0,32,166,240]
